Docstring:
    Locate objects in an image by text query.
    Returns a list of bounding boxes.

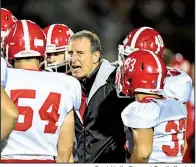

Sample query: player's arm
[129,128,153,163]
[121,101,159,163]
[56,110,74,163]
[1,86,19,141]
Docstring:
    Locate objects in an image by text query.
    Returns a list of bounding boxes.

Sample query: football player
[120,50,187,163]
[1,20,81,163]
[43,24,79,162]
[42,24,74,73]
[117,26,192,104]
[171,54,195,162]
[116,27,192,157]
[1,57,19,141]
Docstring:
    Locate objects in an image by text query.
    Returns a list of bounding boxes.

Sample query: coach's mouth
[71,65,82,72]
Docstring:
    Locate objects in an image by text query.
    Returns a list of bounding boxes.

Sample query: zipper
[76,115,86,162]
[82,126,86,162]
[79,83,110,162]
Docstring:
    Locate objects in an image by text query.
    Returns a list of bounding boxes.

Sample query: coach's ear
[93,51,100,64]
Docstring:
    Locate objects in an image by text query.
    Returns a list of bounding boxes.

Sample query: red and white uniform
[1,68,81,161]
[121,97,187,163]
[118,27,192,102]
[163,67,192,103]
[1,57,8,87]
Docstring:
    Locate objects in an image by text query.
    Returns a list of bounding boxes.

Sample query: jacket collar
[80,63,100,96]
[87,59,115,104]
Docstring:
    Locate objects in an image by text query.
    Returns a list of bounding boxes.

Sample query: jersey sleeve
[63,86,74,115]
[67,76,82,111]
[72,78,82,111]
[121,101,160,129]
[1,57,8,88]
[163,68,192,103]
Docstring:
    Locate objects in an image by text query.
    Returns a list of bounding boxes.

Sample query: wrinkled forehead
[68,37,91,51]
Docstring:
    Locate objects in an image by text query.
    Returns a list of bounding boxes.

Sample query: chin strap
[44,67,54,72]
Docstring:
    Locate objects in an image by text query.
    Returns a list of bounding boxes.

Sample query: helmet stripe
[147,50,163,90]
[1,8,10,12]
[21,20,30,50]
[130,27,153,48]
[46,24,56,45]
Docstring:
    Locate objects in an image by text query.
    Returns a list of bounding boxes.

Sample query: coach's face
[68,38,100,79]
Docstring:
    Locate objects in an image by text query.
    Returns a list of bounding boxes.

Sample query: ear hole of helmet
[127,78,132,85]
[6,15,8,20]
[127,89,131,94]
[142,40,147,48]
[143,40,147,44]
[126,78,132,88]
[141,62,144,71]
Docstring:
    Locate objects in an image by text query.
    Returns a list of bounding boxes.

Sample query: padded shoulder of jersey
[163,68,192,103]
[64,74,82,111]
[121,100,160,128]
[64,74,81,87]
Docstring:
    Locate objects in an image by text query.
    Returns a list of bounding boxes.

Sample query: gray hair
[69,30,102,54]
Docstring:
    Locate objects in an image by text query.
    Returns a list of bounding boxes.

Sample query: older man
[68,30,133,163]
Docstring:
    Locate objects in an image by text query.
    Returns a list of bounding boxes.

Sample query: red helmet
[171,53,191,75]
[43,24,73,53]
[4,20,46,62]
[1,8,18,39]
[120,50,167,96]
[118,27,165,64]
[43,24,74,71]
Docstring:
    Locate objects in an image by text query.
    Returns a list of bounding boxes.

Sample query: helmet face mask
[115,65,133,98]
[116,45,139,98]
[44,51,70,73]
[118,44,139,66]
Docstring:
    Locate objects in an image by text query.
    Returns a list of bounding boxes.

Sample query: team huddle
[0,8,193,163]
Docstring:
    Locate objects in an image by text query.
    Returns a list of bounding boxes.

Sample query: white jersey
[67,76,82,111]
[64,75,81,162]
[1,68,81,159]
[190,87,194,107]
[162,67,192,103]
[1,57,8,88]
[121,97,187,163]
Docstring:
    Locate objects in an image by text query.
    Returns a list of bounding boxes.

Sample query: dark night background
[2,0,195,63]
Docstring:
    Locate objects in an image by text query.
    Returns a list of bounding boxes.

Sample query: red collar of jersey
[138,95,165,103]
[141,96,165,100]
[23,68,42,71]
